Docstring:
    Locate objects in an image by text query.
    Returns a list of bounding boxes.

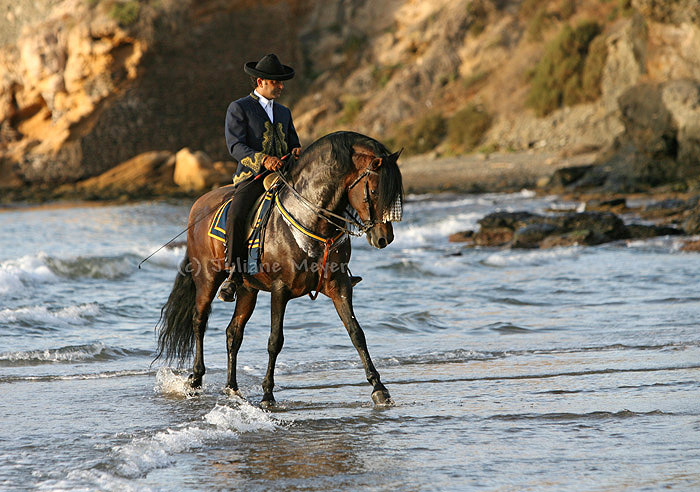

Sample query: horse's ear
[389,148,404,162]
[370,157,383,170]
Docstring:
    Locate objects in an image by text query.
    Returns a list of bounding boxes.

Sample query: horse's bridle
[273,152,400,300]
[347,164,381,231]
[274,154,390,237]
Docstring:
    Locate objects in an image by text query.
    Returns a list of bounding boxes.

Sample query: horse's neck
[285,164,347,232]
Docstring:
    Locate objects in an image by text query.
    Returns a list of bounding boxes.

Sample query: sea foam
[0,253,58,294]
[393,212,482,249]
[0,340,109,366]
[113,401,283,478]
[483,246,581,267]
[0,303,99,328]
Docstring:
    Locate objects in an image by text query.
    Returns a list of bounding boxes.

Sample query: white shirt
[254,90,274,123]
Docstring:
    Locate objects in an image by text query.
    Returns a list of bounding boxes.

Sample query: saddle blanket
[208,198,232,243]
[207,189,276,275]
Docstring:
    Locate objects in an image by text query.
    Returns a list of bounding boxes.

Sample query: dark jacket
[225,93,300,186]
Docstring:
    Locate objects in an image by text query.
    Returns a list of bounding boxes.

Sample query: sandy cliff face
[0,0,304,186]
[0,0,147,184]
[0,0,698,189]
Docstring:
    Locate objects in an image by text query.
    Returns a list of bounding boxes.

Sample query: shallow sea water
[1,191,699,491]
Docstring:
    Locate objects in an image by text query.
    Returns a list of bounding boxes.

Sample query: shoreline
[1,149,696,214]
[0,150,599,211]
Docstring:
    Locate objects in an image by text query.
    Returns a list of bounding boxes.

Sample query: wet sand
[398,151,598,194]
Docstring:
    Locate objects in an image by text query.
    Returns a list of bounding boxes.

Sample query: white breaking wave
[0,340,106,364]
[133,244,187,269]
[0,251,142,294]
[625,236,688,253]
[38,469,152,492]
[113,400,283,478]
[0,303,99,328]
[483,246,582,267]
[0,253,58,294]
[393,212,483,249]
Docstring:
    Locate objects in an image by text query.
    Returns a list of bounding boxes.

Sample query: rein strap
[275,194,345,300]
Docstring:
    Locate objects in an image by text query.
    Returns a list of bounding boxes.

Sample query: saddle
[207,174,280,274]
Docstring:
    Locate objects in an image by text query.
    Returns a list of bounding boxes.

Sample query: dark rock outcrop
[451,210,683,248]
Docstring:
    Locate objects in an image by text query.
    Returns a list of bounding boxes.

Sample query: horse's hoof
[224,387,244,399]
[260,396,275,409]
[187,374,202,389]
[371,389,393,406]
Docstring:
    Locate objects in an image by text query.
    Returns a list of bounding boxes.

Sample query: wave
[0,253,59,295]
[624,236,687,253]
[488,409,671,422]
[0,252,144,295]
[271,348,499,377]
[113,399,284,478]
[0,303,99,331]
[482,246,582,267]
[377,254,474,277]
[392,211,483,249]
[46,254,141,280]
[0,369,152,383]
[274,341,700,377]
[483,321,535,334]
[0,341,149,367]
[131,243,187,270]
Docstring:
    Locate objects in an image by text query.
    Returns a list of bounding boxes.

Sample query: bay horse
[155,131,403,406]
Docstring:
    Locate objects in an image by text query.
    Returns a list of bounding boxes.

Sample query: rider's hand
[263,155,283,171]
[291,147,302,158]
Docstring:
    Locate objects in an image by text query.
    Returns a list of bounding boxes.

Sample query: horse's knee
[267,334,284,355]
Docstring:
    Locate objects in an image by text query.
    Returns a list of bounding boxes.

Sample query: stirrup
[217,277,237,302]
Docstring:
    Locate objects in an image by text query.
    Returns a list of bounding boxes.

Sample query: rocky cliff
[1,0,699,194]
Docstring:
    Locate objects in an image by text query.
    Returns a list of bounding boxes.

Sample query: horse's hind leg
[261,285,291,407]
[188,281,218,389]
[225,288,258,395]
[328,278,392,405]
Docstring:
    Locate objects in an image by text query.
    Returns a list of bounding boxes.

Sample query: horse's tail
[154,254,198,366]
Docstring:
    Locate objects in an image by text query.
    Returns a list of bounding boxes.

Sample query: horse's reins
[140,152,388,301]
[272,154,382,299]
[136,177,261,269]
[273,165,379,237]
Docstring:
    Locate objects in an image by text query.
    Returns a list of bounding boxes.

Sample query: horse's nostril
[378,237,387,248]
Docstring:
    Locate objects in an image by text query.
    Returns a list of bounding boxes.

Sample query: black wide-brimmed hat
[244,54,295,81]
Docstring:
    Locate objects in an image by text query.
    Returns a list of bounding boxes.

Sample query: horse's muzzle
[367,222,394,249]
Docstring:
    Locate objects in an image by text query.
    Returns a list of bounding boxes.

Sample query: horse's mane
[295,131,404,218]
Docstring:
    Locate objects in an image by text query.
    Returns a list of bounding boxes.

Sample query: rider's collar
[252,90,272,107]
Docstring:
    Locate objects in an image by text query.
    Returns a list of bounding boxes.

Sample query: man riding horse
[218,53,302,302]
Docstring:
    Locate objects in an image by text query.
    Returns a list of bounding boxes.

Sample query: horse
[155,131,403,406]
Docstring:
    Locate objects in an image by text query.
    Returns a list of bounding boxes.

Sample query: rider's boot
[218,270,241,302]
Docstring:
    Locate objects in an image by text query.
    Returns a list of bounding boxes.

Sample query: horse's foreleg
[225,288,258,395]
[261,285,290,406]
[328,278,392,405]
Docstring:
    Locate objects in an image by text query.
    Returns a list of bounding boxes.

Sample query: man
[218,53,301,302]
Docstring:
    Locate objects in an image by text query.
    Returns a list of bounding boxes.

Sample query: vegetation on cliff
[0,0,699,198]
